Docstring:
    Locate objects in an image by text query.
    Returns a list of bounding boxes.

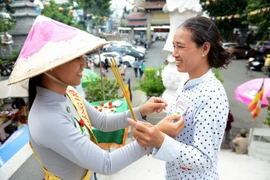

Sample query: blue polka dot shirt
[153,69,229,180]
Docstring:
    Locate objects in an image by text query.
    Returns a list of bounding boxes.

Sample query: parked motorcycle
[0,63,13,76]
[245,54,265,72]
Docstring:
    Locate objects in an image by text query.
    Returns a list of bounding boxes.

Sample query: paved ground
[96,142,270,180]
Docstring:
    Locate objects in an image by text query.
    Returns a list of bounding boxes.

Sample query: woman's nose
[80,55,87,68]
[172,50,178,58]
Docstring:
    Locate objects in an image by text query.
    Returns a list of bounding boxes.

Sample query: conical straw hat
[8,15,107,85]
[248,57,255,62]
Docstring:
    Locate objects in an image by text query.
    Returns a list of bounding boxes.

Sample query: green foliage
[265,97,270,127]
[42,0,85,30]
[85,78,120,102]
[132,67,165,96]
[246,0,270,40]
[200,0,270,41]
[0,49,20,64]
[200,0,248,41]
[75,0,112,26]
[0,0,16,33]
[201,0,248,16]
[213,68,224,83]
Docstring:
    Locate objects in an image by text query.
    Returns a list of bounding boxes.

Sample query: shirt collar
[183,69,214,90]
[36,86,67,102]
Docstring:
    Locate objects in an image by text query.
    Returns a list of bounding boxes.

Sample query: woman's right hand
[139,97,168,117]
[127,114,185,148]
[156,114,185,138]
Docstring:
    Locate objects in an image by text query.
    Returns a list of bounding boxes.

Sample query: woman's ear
[202,42,211,56]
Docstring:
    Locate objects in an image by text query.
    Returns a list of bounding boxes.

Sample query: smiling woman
[8,15,183,180]
[128,16,232,180]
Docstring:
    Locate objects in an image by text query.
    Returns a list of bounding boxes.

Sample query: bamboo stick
[110,58,137,121]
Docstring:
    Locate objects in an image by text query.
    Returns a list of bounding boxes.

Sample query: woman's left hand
[139,97,168,117]
[127,118,165,148]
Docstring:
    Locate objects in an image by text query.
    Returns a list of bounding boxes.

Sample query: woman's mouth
[175,60,183,66]
[77,72,83,78]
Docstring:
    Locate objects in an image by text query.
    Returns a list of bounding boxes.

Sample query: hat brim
[8,16,107,85]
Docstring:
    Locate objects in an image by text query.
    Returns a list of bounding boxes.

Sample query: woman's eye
[177,46,183,49]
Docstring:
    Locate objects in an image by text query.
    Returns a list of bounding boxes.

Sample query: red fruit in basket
[94,106,98,109]
[100,102,104,106]
[108,101,113,106]
[109,105,113,109]
[104,105,108,108]
[110,109,114,112]
[99,108,103,112]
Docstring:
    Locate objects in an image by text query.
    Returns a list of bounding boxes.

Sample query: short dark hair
[179,16,231,69]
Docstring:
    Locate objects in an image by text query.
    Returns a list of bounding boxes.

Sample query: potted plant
[85,78,121,102]
[133,67,165,98]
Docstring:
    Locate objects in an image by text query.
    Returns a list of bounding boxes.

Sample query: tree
[246,0,270,41]
[0,0,16,33]
[75,0,112,33]
[42,0,85,30]
[200,0,248,41]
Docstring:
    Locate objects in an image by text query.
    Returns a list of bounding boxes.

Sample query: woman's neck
[41,74,67,95]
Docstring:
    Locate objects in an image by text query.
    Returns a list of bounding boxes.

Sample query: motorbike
[0,64,13,76]
[245,55,265,72]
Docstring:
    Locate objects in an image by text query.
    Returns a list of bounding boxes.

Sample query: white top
[28,87,151,180]
[153,69,229,180]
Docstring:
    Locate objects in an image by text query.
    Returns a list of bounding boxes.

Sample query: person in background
[88,59,95,71]
[144,40,148,49]
[0,115,15,143]
[231,129,248,154]
[128,16,231,179]
[8,16,185,180]
[246,57,254,76]
[225,110,234,148]
[132,58,140,78]
[245,30,254,47]
[139,60,145,78]
[11,98,27,125]
[264,54,270,77]
[118,64,127,81]
[11,98,26,110]
[104,56,109,72]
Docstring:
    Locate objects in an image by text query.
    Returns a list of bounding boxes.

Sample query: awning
[126,20,147,27]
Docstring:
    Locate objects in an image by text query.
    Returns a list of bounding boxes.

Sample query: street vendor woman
[8,16,185,180]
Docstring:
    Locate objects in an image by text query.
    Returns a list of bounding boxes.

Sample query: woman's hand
[156,114,185,138]
[139,97,168,117]
[127,114,185,148]
[127,118,164,148]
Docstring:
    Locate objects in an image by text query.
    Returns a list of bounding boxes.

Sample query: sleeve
[153,94,228,172]
[33,110,152,175]
[83,98,144,132]
[232,137,239,145]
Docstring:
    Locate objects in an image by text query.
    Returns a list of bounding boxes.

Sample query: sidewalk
[96,138,270,180]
